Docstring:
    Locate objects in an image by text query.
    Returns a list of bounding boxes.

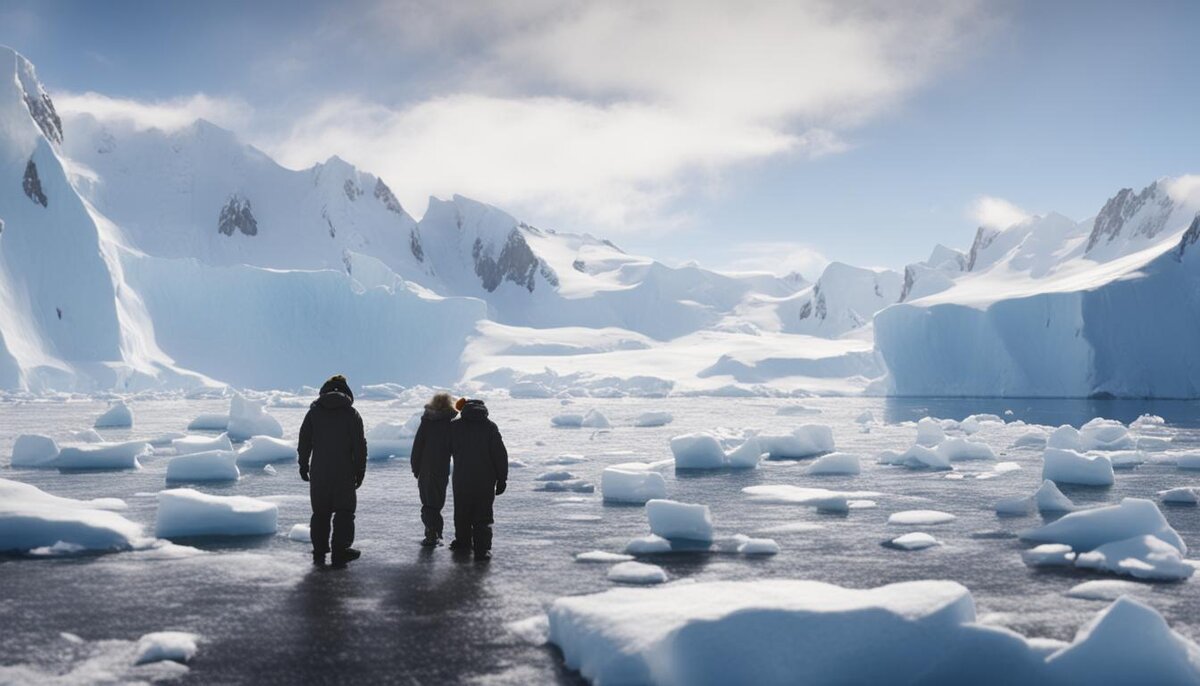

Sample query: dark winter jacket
[448,400,508,493]
[298,382,367,511]
[410,407,456,478]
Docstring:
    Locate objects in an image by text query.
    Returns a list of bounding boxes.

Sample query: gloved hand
[355,474,364,489]
[299,465,309,482]
[495,480,506,496]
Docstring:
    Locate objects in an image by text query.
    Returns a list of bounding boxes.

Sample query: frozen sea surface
[1,396,1199,684]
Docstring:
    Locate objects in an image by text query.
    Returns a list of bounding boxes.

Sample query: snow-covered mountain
[3,46,1198,398]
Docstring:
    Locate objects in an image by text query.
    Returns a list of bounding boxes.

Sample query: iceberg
[1020,498,1186,554]
[804,452,861,475]
[165,450,240,482]
[10,434,59,468]
[0,478,145,552]
[601,467,668,504]
[1042,448,1114,486]
[226,393,283,441]
[94,400,133,428]
[236,436,297,466]
[155,488,278,538]
[52,441,151,471]
[646,499,713,543]
[171,433,234,455]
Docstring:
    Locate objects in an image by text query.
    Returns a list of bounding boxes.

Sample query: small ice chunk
[1079,418,1135,451]
[670,432,726,470]
[1136,436,1171,452]
[935,438,996,461]
[1022,543,1076,567]
[916,417,945,446]
[172,432,234,455]
[1020,498,1185,553]
[1159,487,1199,505]
[287,524,310,542]
[1074,535,1194,581]
[582,410,611,429]
[94,401,133,428]
[775,404,821,416]
[1012,431,1048,449]
[552,413,585,428]
[187,413,229,431]
[236,436,297,466]
[576,550,635,563]
[601,468,667,504]
[537,470,576,481]
[1047,425,1085,451]
[166,450,240,482]
[537,480,595,493]
[1107,450,1145,469]
[723,438,764,469]
[69,428,104,443]
[737,537,780,555]
[53,441,150,471]
[1178,453,1200,470]
[1042,448,1114,486]
[854,410,874,424]
[0,478,144,552]
[646,499,713,543]
[546,453,588,465]
[134,631,199,665]
[996,480,1075,517]
[226,393,284,441]
[11,434,60,468]
[891,532,941,550]
[887,510,956,526]
[607,561,667,585]
[634,411,673,428]
[624,534,672,554]
[758,424,834,459]
[893,445,952,470]
[804,452,860,476]
[1066,580,1150,601]
[155,488,278,538]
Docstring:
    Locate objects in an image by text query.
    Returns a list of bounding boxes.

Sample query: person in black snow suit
[448,398,508,559]
[298,375,367,568]
[409,392,458,547]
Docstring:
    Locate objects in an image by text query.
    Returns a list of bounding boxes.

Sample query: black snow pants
[452,486,495,553]
[418,468,450,537]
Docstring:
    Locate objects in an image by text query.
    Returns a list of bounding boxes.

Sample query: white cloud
[55,92,252,132]
[268,94,839,228]
[968,195,1030,230]
[1165,174,1200,209]
[721,241,831,279]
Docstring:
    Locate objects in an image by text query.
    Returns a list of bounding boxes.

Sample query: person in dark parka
[298,374,367,568]
[409,392,458,547]
[448,398,508,559]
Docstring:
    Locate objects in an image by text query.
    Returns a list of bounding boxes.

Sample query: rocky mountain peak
[374,178,404,215]
[23,158,47,207]
[1087,181,1174,252]
[218,194,257,237]
[966,227,998,271]
[12,50,63,145]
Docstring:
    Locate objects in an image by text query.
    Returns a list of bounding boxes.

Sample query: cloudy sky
[3,0,1198,276]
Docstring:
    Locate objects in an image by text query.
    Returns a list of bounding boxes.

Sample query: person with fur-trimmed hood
[409,392,458,546]
[298,374,367,568]
[448,397,508,559]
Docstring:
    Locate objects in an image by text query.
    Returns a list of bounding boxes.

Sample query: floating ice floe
[1012,430,1048,449]
[0,478,146,553]
[576,550,634,563]
[187,413,229,431]
[1078,418,1136,451]
[601,467,667,504]
[156,488,278,538]
[70,428,104,443]
[546,580,1200,685]
[226,393,284,442]
[94,400,133,428]
[757,424,834,459]
[546,453,588,465]
[53,441,151,471]
[1159,487,1199,505]
[804,452,860,475]
[607,561,668,585]
[1022,544,1075,568]
[1136,435,1172,452]
[670,433,762,470]
[287,524,310,542]
[537,470,576,481]
[581,409,611,429]
[1176,453,1200,470]
[733,535,780,555]
[1020,498,1190,581]
[775,404,821,416]
[887,510,956,526]
[995,480,1075,516]
[743,485,881,514]
[624,534,673,554]
[634,411,674,427]
[1107,450,1146,469]
[172,433,234,455]
[166,450,240,482]
[551,412,585,428]
[11,434,59,468]
[960,413,1004,434]
[536,480,595,494]
[236,436,297,466]
[879,445,951,470]
[646,499,713,543]
[890,532,941,550]
[134,631,199,665]
[935,438,995,462]
[916,417,945,446]
[1042,448,1114,486]
[1065,579,1150,601]
[1074,535,1193,581]
[366,412,420,459]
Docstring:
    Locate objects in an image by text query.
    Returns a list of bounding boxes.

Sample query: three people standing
[299,376,508,567]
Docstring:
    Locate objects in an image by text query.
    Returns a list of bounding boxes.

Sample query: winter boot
[312,551,326,568]
[421,529,441,547]
[331,547,361,569]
